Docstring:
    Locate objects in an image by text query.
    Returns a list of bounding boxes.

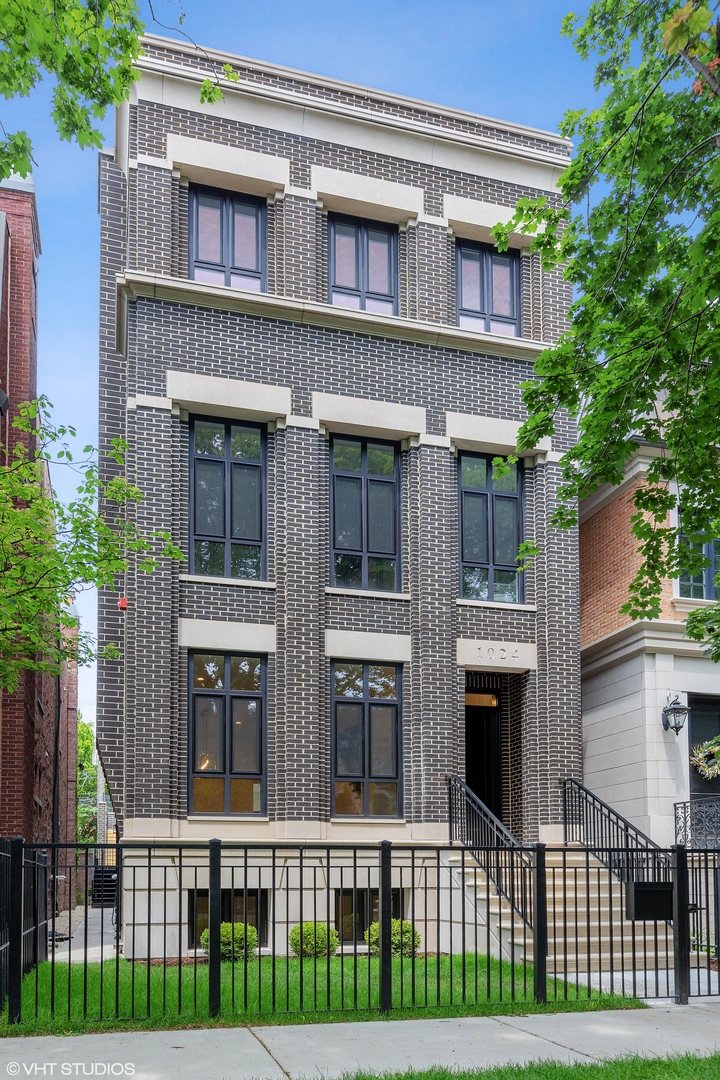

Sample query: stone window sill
[179,574,276,589]
[330,818,407,824]
[325,586,410,601]
[457,598,537,612]
[186,815,270,822]
[672,596,715,612]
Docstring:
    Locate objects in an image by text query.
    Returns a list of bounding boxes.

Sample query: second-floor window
[459,452,523,603]
[191,417,265,580]
[331,436,399,592]
[329,216,397,314]
[679,540,718,600]
[456,241,519,336]
[190,185,265,290]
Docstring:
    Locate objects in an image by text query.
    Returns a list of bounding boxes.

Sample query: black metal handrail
[675,796,720,849]
[563,777,670,879]
[447,773,533,928]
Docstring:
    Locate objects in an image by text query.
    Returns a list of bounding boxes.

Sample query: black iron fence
[1,838,719,1027]
[0,839,8,1015]
[676,797,720,849]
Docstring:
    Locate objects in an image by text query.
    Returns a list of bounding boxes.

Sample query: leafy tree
[76,713,97,842]
[0,0,145,181]
[493,1,720,658]
[0,0,246,182]
[0,398,181,691]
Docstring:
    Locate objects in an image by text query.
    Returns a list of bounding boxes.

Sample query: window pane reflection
[230,655,262,692]
[197,198,222,263]
[195,697,223,771]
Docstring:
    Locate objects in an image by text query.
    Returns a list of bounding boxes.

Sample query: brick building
[0,175,78,850]
[97,34,580,874]
[580,453,720,846]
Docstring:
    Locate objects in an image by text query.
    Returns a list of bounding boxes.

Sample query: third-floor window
[329,216,397,314]
[189,185,265,291]
[456,241,519,336]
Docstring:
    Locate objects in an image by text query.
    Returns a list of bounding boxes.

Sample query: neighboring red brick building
[580,451,720,846]
[0,175,78,848]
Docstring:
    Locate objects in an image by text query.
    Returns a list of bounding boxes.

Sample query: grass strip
[0,953,643,1036]
[347,1056,720,1080]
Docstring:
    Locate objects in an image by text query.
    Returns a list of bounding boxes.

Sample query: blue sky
[6,0,597,724]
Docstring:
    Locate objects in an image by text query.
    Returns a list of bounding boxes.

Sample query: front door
[464,691,502,820]
[688,694,720,798]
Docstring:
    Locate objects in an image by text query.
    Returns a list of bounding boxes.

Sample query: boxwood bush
[365,918,420,957]
[200,921,258,961]
[288,921,340,957]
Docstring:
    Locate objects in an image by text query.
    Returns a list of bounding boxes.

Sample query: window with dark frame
[679,539,718,600]
[191,416,265,581]
[459,452,523,604]
[190,652,265,816]
[335,888,402,943]
[189,184,265,291]
[456,240,520,336]
[329,215,398,314]
[331,436,399,592]
[332,661,401,818]
[189,888,269,948]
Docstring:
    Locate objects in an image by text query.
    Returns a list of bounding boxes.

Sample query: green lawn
[1,954,642,1035]
[348,1058,720,1080]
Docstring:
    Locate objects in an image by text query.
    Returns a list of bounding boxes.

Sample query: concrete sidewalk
[1,1003,720,1079]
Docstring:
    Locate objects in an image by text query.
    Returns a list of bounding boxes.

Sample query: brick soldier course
[98,35,580,847]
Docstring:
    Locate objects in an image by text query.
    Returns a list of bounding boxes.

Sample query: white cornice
[581,619,708,677]
[140,35,571,161]
[116,270,549,361]
[578,449,665,525]
[131,58,567,191]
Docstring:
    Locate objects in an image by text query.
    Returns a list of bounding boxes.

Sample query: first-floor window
[335,888,402,942]
[679,539,718,600]
[190,652,265,815]
[189,888,269,947]
[332,661,401,817]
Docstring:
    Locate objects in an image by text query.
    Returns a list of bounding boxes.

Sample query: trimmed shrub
[289,921,340,957]
[200,921,258,961]
[365,918,420,958]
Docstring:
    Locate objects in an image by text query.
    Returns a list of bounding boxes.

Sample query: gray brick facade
[97,36,580,842]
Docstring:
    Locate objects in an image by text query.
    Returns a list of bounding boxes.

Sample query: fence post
[379,840,392,1013]
[208,838,222,1018]
[673,844,690,1005]
[533,842,547,1005]
[8,836,23,1023]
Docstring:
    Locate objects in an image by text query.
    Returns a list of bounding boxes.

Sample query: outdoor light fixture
[662,694,689,736]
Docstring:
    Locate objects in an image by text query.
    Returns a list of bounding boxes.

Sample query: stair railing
[447,773,533,928]
[562,777,670,880]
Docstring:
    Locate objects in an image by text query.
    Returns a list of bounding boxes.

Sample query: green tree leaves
[0,398,183,691]
[0,0,145,180]
[494,1,720,654]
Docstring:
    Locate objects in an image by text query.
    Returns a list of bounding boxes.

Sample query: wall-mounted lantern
[662,694,689,736]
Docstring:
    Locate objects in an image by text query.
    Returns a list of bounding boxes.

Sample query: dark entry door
[688,695,720,798]
[465,698,502,820]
